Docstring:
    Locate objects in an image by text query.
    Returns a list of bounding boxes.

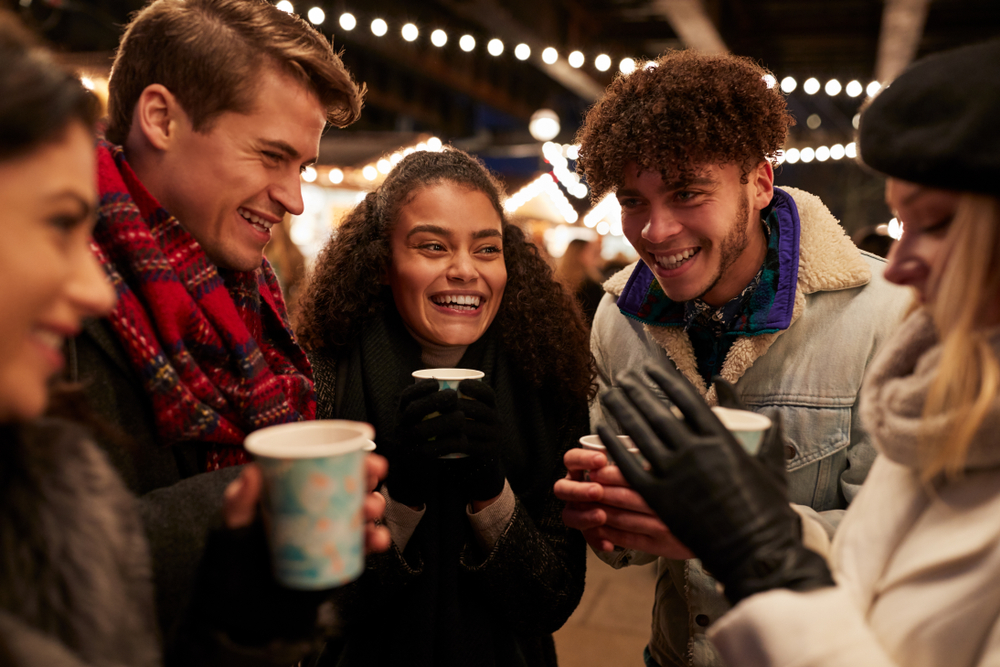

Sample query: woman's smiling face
[386,181,507,347]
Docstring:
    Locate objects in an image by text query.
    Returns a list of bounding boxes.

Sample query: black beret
[858,38,1000,196]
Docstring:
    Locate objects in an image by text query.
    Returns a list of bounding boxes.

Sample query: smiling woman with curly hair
[295,147,592,667]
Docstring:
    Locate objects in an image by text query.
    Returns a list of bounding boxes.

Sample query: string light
[778,142,856,166]
[887,217,902,240]
[362,165,378,180]
[289,5,894,102]
[307,6,324,23]
[329,168,344,184]
[504,174,578,224]
[377,159,391,174]
[301,166,317,182]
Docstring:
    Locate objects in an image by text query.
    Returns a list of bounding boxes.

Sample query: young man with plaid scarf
[66,0,389,659]
[553,51,909,667]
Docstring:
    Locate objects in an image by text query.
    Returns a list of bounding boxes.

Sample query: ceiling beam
[874,0,932,82]
[649,0,728,54]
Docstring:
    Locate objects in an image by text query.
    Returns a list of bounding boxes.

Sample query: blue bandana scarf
[616,187,802,382]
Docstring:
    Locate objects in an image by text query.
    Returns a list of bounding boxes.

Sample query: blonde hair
[921,194,1000,480]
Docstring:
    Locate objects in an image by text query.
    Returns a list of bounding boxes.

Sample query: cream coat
[709,313,1000,667]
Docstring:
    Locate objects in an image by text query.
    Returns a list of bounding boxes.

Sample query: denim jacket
[589,187,910,667]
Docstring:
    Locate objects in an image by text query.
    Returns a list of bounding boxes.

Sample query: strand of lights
[278,3,889,97]
[541,141,588,199]
[277,3,889,96]
[583,194,623,237]
[779,142,857,165]
[505,173,579,224]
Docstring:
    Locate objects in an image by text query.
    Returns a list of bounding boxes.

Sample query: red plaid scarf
[92,140,316,471]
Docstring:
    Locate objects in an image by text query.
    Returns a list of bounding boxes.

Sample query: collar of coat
[602,186,871,402]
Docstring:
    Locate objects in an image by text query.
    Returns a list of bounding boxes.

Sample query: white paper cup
[411,368,485,459]
[411,368,485,390]
[244,420,374,590]
[711,407,772,455]
[579,434,649,469]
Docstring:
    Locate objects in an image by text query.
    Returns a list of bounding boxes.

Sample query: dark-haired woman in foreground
[599,39,1000,667]
[296,148,590,667]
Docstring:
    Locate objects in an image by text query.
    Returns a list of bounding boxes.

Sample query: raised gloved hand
[598,363,833,605]
[444,379,504,502]
[385,378,464,506]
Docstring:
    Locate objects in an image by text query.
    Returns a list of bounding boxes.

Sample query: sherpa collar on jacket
[602,187,871,401]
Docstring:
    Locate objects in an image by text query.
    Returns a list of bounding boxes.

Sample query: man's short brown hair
[105,0,363,145]
[575,50,793,200]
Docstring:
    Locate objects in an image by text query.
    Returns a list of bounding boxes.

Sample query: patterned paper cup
[411,368,485,459]
[579,434,649,469]
[244,420,374,590]
[711,407,772,455]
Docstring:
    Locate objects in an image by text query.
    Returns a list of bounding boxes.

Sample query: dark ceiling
[9,0,1000,230]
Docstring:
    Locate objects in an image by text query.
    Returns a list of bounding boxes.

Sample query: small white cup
[711,407,772,455]
[411,368,485,459]
[579,434,649,468]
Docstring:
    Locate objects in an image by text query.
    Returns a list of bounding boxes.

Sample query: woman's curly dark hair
[575,50,794,200]
[295,147,597,405]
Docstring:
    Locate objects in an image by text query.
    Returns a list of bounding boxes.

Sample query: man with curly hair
[554,50,908,667]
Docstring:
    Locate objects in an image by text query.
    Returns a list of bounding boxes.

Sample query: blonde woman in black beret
[591,38,1000,667]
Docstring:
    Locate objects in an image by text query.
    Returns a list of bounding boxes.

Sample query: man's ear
[131,84,183,151]
[749,160,775,211]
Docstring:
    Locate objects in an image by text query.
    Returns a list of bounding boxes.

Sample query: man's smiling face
[154,66,327,271]
[617,161,773,306]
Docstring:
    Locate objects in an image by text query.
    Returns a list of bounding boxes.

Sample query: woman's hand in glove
[448,379,505,504]
[386,378,464,507]
[598,363,834,605]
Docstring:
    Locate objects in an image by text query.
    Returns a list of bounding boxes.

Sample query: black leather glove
[599,363,834,605]
[385,378,464,506]
[443,379,504,502]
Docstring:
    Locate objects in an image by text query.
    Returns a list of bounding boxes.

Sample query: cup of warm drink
[411,368,485,459]
[579,434,649,469]
[412,368,485,391]
[244,420,374,590]
[711,406,772,455]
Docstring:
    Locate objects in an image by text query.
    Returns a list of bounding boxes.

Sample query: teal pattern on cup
[244,420,374,590]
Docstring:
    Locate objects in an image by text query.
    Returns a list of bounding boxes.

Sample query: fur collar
[601,187,871,403]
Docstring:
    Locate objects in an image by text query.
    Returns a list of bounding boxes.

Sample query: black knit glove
[442,379,504,502]
[385,378,464,506]
[599,363,834,605]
